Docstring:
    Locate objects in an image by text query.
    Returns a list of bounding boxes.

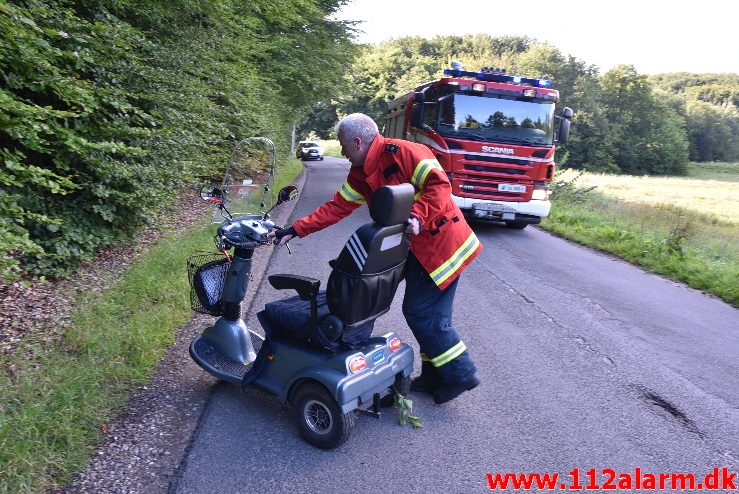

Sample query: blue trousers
[402,253,477,384]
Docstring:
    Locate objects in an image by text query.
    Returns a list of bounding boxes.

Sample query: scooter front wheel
[293,382,356,449]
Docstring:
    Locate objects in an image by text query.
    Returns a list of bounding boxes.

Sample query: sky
[334,0,739,75]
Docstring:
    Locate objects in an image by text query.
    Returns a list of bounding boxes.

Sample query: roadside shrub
[550,170,597,204]
[0,0,355,281]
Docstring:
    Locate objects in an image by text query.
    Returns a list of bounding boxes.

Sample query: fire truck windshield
[437,93,555,146]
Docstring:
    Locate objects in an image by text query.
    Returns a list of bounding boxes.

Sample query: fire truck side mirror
[556,107,573,145]
[411,91,426,129]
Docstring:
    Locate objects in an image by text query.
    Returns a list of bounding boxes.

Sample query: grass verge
[0,159,303,494]
[540,169,738,306]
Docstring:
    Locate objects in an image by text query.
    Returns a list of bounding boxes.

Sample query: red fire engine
[384,62,572,229]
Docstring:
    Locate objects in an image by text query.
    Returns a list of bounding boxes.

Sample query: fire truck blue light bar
[443,69,551,88]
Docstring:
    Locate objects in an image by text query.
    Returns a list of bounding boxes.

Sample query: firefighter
[271,113,481,404]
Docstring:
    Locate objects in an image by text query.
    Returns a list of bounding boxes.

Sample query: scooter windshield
[212,137,276,223]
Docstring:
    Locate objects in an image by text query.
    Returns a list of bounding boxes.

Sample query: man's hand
[267,226,296,246]
[405,217,420,236]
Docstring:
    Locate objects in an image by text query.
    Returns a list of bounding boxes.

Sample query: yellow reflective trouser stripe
[338,181,365,204]
[430,341,467,367]
[413,191,421,201]
[411,159,442,190]
[429,232,480,287]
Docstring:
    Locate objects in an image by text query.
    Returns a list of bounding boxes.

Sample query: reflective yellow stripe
[411,159,441,190]
[413,191,421,201]
[429,232,480,287]
[430,341,467,367]
[338,181,365,204]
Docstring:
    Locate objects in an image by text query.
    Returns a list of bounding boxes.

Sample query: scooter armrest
[268,274,320,300]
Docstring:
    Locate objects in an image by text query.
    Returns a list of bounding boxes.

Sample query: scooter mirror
[277,185,299,204]
[200,185,225,205]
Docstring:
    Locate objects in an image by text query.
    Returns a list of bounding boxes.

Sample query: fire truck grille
[464,165,526,175]
[463,155,534,166]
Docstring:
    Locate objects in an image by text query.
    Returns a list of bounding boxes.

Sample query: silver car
[296,140,324,161]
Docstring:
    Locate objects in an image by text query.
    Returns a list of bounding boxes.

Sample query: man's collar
[362,135,385,174]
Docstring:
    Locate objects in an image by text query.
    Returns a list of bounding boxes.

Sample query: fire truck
[384,62,572,229]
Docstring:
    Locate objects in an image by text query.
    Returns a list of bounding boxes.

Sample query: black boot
[432,375,480,404]
[410,361,439,394]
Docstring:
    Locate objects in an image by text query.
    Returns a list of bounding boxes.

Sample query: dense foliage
[303,34,736,174]
[0,0,356,280]
[649,73,739,162]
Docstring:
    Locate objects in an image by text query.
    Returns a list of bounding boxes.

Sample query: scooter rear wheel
[293,382,356,449]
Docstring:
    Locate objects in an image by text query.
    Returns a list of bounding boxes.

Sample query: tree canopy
[1,0,356,280]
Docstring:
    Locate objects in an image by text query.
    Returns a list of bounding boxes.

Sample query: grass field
[573,165,739,224]
[542,163,738,306]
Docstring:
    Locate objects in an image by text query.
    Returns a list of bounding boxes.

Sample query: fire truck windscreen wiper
[444,130,488,142]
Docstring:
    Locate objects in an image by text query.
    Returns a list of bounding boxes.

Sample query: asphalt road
[171,156,738,493]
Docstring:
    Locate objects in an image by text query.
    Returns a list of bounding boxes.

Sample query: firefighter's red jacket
[293,135,481,289]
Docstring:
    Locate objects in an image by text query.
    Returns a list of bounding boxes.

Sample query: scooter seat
[259,184,414,352]
[258,292,374,352]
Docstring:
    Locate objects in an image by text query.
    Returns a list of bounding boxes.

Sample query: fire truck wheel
[504,221,528,230]
[293,382,356,449]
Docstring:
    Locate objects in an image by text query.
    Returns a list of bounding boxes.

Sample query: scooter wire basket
[187,253,231,316]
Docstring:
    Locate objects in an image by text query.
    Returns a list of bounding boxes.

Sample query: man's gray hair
[335,113,379,143]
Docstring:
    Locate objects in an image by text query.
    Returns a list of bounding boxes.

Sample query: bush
[0,0,355,281]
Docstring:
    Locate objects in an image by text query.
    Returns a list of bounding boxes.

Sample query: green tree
[600,65,688,175]
[0,0,356,280]
[648,72,739,162]
[686,100,739,161]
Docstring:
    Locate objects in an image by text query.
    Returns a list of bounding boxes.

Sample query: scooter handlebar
[222,237,262,250]
[217,217,273,251]
[270,225,294,254]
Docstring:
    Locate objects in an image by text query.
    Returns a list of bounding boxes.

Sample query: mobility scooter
[187,137,415,449]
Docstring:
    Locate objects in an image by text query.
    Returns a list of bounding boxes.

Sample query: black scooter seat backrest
[333,222,407,275]
[326,184,414,326]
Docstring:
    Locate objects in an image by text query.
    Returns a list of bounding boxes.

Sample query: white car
[296,141,324,161]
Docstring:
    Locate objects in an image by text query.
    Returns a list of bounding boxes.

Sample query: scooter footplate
[191,333,264,384]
